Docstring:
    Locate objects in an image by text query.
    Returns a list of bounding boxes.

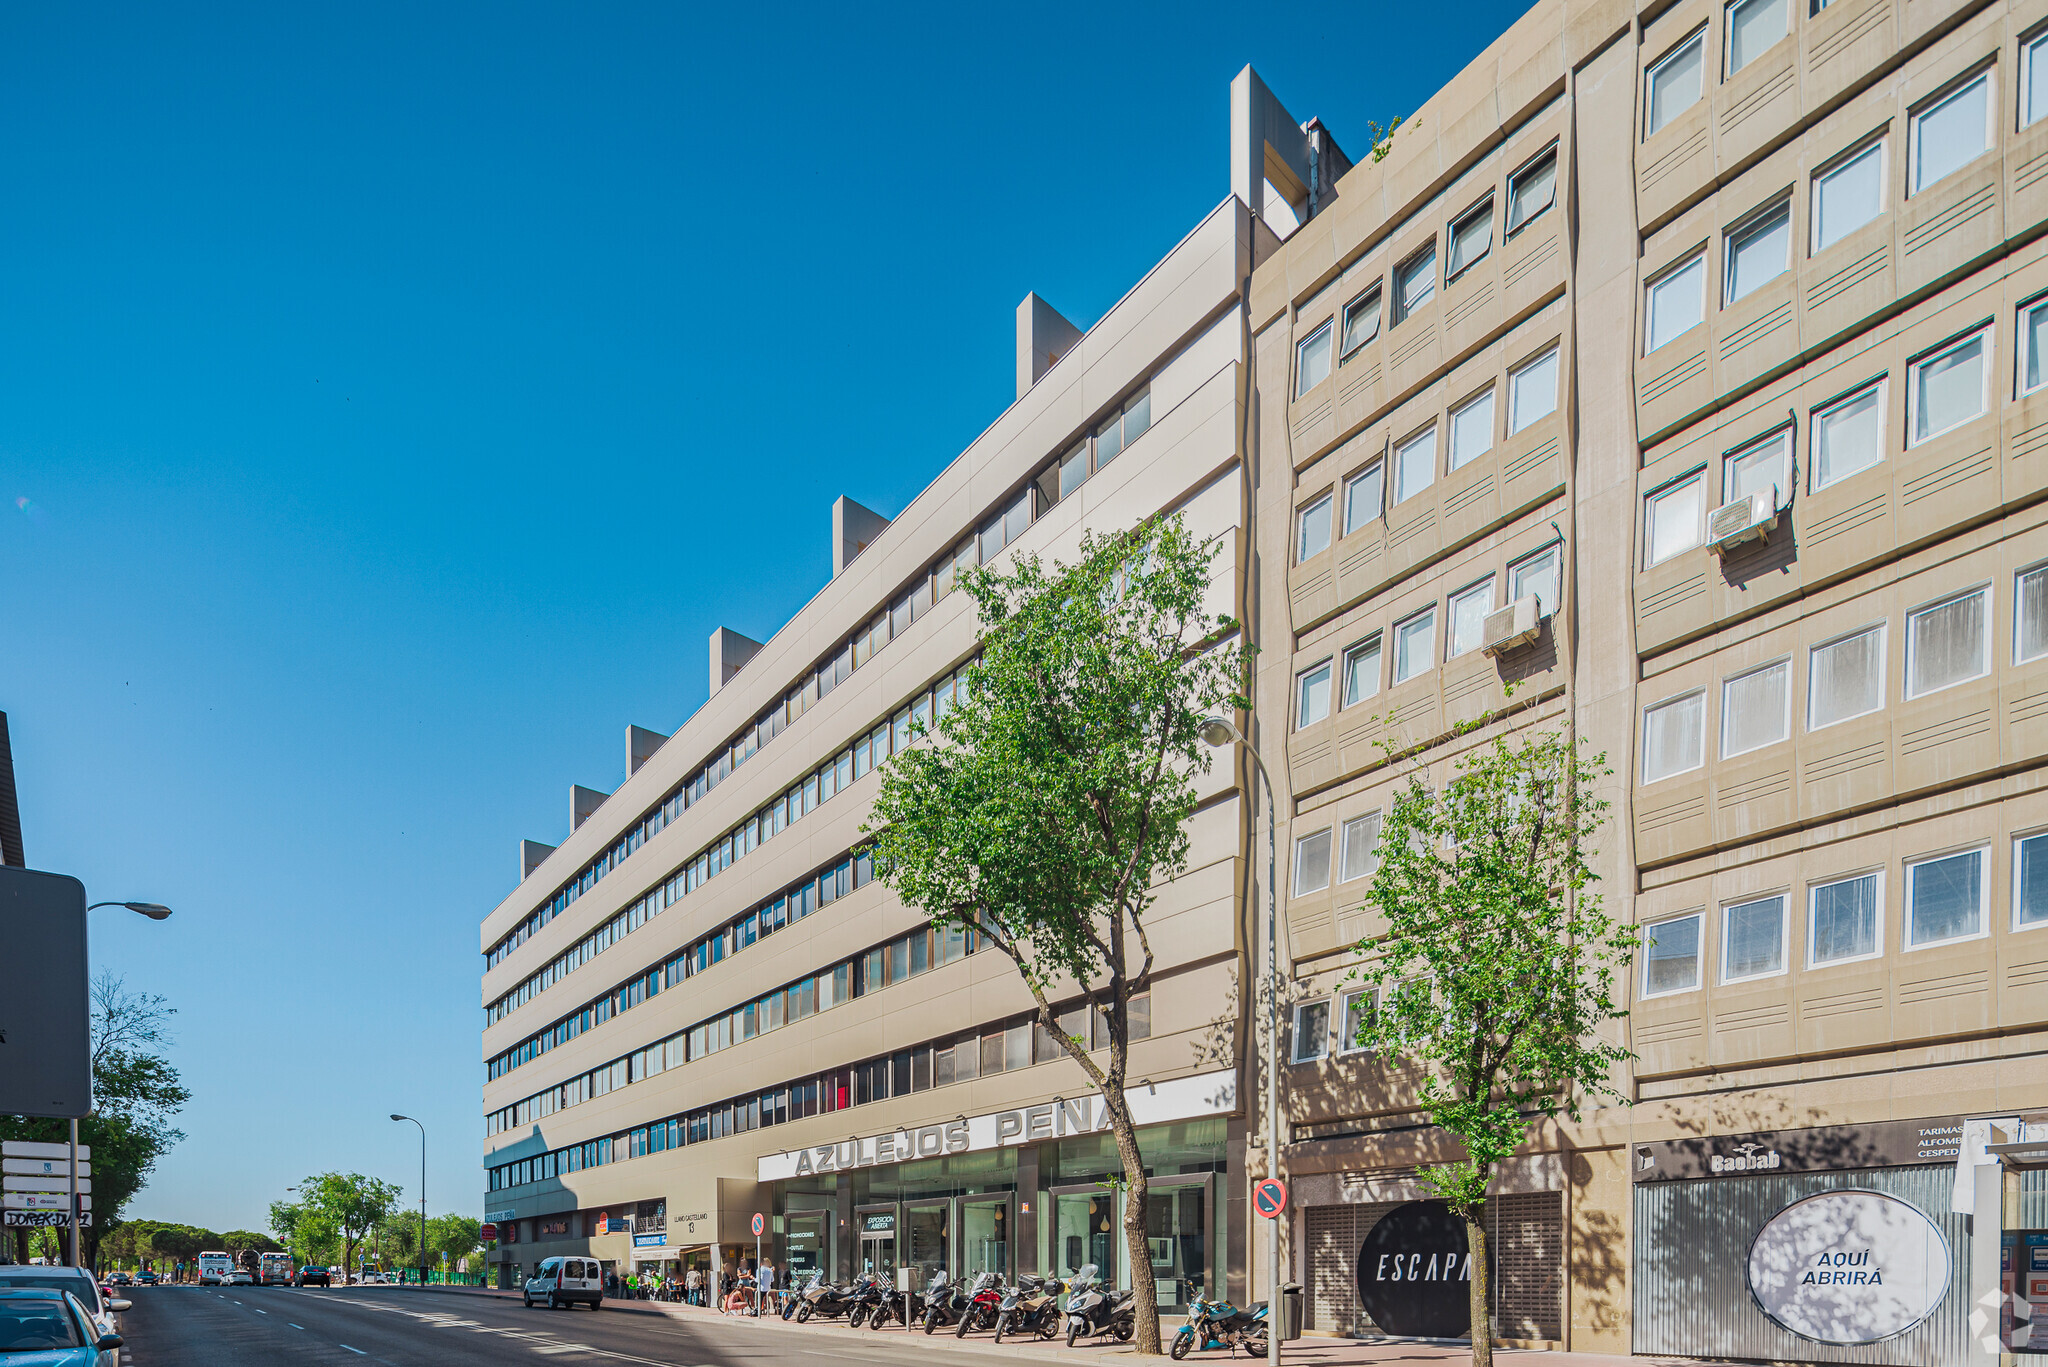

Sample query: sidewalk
[372,1284,1695,1366]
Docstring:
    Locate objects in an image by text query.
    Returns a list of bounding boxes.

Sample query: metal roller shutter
[1301,1192,1562,1340]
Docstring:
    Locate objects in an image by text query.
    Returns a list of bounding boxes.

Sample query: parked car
[0,1288,121,1364]
[523,1257,603,1310]
[296,1266,331,1288]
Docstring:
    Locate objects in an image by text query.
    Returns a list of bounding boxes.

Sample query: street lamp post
[70,900,173,1269]
[1198,717,1283,1367]
[392,1115,425,1285]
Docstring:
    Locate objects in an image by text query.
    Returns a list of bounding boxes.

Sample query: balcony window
[1720,659,1790,758]
[1811,382,1884,489]
[1296,320,1333,397]
[1725,200,1791,303]
[1447,199,1494,279]
[1725,0,1787,74]
[1342,635,1382,707]
[1909,329,1988,443]
[1341,287,1382,356]
[1812,140,1884,251]
[1907,847,1986,946]
[1808,624,1884,729]
[1645,254,1706,352]
[1505,147,1558,234]
[1448,389,1495,470]
[1642,912,1701,994]
[1344,463,1384,535]
[1393,246,1437,322]
[1911,72,1991,194]
[1645,30,1706,137]
[1809,872,1881,965]
[1722,894,1787,981]
[1641,689,1705,783]
[1905,587,1988,698]
[1297,493,1332,562]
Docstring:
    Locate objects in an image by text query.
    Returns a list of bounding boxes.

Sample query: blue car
[0,1287,121,1364]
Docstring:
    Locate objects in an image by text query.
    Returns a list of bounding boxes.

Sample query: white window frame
[1393,244,1438,323]
[1806,622,1887,730]
[1508,541,1563,616]
[1645,28,1708,138]
[1807,870,1886,968]
[1448,387,1497,471]
[1341,635,1382,709]
[1344,462,1384,535]
[1295,658,1333,729]
[2018,561,2048,665]
[1448,577,1497,659]
[1335,988,1375,1055]
[1641,911,1705,997]
[1296,319,1333,397]
[2026,29,2048,129]
[1392,606,1437,684]
[1904,845,1991,949]
[1910,69,1995,196]
[1645,252,1708,353]
[1810,137,1886,254]
[1297,493,1333,563]
[1339,810,1382,883]
[1645,471,1705,566]
[1393,426,1438,505]
[1907,325,1993,445]
[1446,197,1495,281]
[2019,292,2048,397]
[1504,145,1559,236]
[1809,379,1887,491]
[1723,198,1792,305]
[1292,827,1333,897]
[1340,286,1383,358]
[1723,428,1792,510]
[1641,687,1708,784]
[1508,347,1560,434]
[2014,828,2048,932]
[1726,0,1789,75]
[1720,657,1792,759]
[1720,892,1790,983]
[1290,998,1331,1063]
[1904,585,1991,699]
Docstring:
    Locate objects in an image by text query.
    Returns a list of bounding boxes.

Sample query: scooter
[993,1273,1065,1342]
[794,1271,863,1323]
[868,1271,930,1330]
[954,1270,1008,1337]
[1063,1264,1135,1347]
[924,1269,986,1334]
[847,1273,888,1328]
[781,1271,815,1320]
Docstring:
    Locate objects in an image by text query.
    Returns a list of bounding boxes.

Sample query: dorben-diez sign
[1355,1200,1471,1338]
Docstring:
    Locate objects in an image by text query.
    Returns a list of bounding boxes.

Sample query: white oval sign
[1746,1189,1949,1345]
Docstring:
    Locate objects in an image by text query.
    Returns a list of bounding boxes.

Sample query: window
[1907,847,1986,946]
[1340,811,1383,882]
[1726,0,1787,74]
[1808,624,1885,729]
[1721,659,1790,757]
[1725,200,1791,303]
[1811,382,1884,489]
[1293,827,1333,895]
[1296,321,1333,397]
[1909,329,1989,442]
[1297,494,1333,562]
[1646,30,1706,137]
[1722,894,1787,981]
[1724,430,1790,510]
[1393,428,1437,504]
[1645,254,1706,352]
[1342,636,1382,707]
[2019,564,2048,663]
[1393,608,1437,683]
[1906,587,1988,697]
[1912,72,1991,194]
[2022,296,2048,396]
[1343,463,1384,535]
[2029,31,2048,128]
[1448,390,1495,470]
[1642,689,1706,783]
[1296,659,1333,728]
[1642,913,1702,994]
[1812,139,1884,251]
[1506,147,1558,234]
[1508,349,1559,433]
[1645,474,1703,565]
[1447,199,1494,279]
[1809,872,1881,965]
[1449,578,1496,658]
[1341,288,1382,356]
[2016,831,2048,928]
[1057,441,1088,499]
[1291,1000,1330,1062]
[1337,989,1374,1054]
[1394,245,1437,321]
[1509,543,1561,616]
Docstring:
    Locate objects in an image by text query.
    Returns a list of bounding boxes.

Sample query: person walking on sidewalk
[755,1259,775,1316]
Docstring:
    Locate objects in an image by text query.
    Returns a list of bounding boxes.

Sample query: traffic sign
[1253,1178,1288,1219]
[3,1158,90,1177]
[1,1143,90,1162]
[479,1223,498,1242]
[751,1212,765,1237]
[3,1192,89,1212]
[3,1176,91,1194]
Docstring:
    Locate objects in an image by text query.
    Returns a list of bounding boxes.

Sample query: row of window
[486,997,1154,1190]
[1645,55,2034,356]
[1296,348,1560,564]
[1294,147,1559,400]
[485,661,973,1025]
[1641,832,2048,996]
[1640,567,2048,784]
[1292,542,1561,729]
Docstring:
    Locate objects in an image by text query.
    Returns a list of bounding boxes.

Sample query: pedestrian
[686,1266,702,1306]
[756,1259,776,1316]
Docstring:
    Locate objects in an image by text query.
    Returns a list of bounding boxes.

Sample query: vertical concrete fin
[1016,293,1084,399]
[519,839,557,881]
[709,627,764,696]
[627,725,669,777]
[570,784,609,833]
[832,497,892,577]
[1231,66,1343,244]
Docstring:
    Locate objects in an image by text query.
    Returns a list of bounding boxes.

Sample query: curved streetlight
[391,1115,426,1285]
[1198,717,1284,1367]
[87,901,172,920]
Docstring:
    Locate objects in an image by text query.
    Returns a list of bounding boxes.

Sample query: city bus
[197,1251,232,1285]
[259,1251,294,1286]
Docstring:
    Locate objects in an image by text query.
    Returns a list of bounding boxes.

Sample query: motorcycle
[924,1269,987,1334]
[1062,1264,1135,1347]
[868,1270,931,1330]
[794,1271,863,1323]
[1170,1284,1266,1359]
[847,1273,888,1328]
[953,1269,1008,1337]
[781,1271,815,1320]
[993,1272,1065,1343]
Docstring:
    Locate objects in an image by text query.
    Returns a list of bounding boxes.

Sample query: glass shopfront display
[784,1211,826,1282]
[904,1202,950,1285]
[857,1207,898,1280]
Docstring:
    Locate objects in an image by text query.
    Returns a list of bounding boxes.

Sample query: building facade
[1252,0,2048,1359]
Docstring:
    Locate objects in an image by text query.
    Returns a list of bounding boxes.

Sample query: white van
[523,1257,603,1310]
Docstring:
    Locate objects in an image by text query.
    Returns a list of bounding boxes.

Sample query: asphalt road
[113,1284,1066,1367]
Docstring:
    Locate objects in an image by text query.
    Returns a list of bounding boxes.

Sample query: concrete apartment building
[473,86,1303,1309]
[1253,0,2048,1358]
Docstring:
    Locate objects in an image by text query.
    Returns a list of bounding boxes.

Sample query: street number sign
[751,1212,765,1237]
[1253,1179,1288,1218]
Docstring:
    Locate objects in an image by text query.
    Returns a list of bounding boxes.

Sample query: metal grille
[1632,1165,1969,1366]
[1301,1194,1563,1340]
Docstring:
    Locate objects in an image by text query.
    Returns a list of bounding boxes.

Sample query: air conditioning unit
[1707,490,1779,554]
[1480,594,1543,656]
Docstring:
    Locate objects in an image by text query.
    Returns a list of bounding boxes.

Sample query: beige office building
[472,76,1333,1311]
[1253,0,2048,1358]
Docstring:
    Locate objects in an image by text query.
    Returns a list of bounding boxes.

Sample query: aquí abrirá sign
[1746,1190,1950,1344]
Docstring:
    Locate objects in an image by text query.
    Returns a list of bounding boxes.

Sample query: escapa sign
[756,1069,1236,1182]
[1355,1200,1472,1339]
[1746,1190,1951,1344]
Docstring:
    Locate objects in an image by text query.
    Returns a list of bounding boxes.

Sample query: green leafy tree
[1348,723,1634,1367]
[429,1214,481,1268]
[867,514,1245,1355]
[287,1174,400,1281]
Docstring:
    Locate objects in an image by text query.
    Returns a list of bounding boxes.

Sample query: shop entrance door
[856,1206,898,1282]
[904,1202,950,1290]
[958,1196,1011,1281]
[1051,1189,1118,1283]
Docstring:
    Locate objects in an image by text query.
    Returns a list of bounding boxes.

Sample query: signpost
[1,1142,92,1239]
[752,1212,765,1317]
[1253,1178,1288,1219]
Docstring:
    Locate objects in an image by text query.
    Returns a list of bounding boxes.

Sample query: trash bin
[1279,1283,1303,1341]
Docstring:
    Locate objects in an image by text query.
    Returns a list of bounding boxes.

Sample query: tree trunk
[1106,1090,1161,1354]
[1466,1212,1492,1367]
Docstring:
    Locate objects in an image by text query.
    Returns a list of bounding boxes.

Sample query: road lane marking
[341,1346,366,1355]
[253,1308,267,1314]
[289,1323,304,1329]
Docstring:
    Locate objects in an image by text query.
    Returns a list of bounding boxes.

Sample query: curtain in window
[1811,875,1878,962]
[1644,916,1699,993]
[1294,829,1332,894]
[1910,851,1981,943]
[1641,691,1704,781]
[1721,661,1788,757]
[1809,628,1881,727]
[1908,592,1984,695]
[2020,567,2048,663]
[2020,835,2048,927]
[1340,812,1383,882]
[1724,896,1785,978]
[1914,335,1985,439]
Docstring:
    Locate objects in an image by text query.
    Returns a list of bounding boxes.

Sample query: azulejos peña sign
[1746,1189,1951,1345]
[755,1069,1236,1182]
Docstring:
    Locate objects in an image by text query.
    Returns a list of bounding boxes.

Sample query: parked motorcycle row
[779,1263,1138,1347]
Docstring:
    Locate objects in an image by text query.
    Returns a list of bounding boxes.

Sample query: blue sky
[1,1,1533,1232]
